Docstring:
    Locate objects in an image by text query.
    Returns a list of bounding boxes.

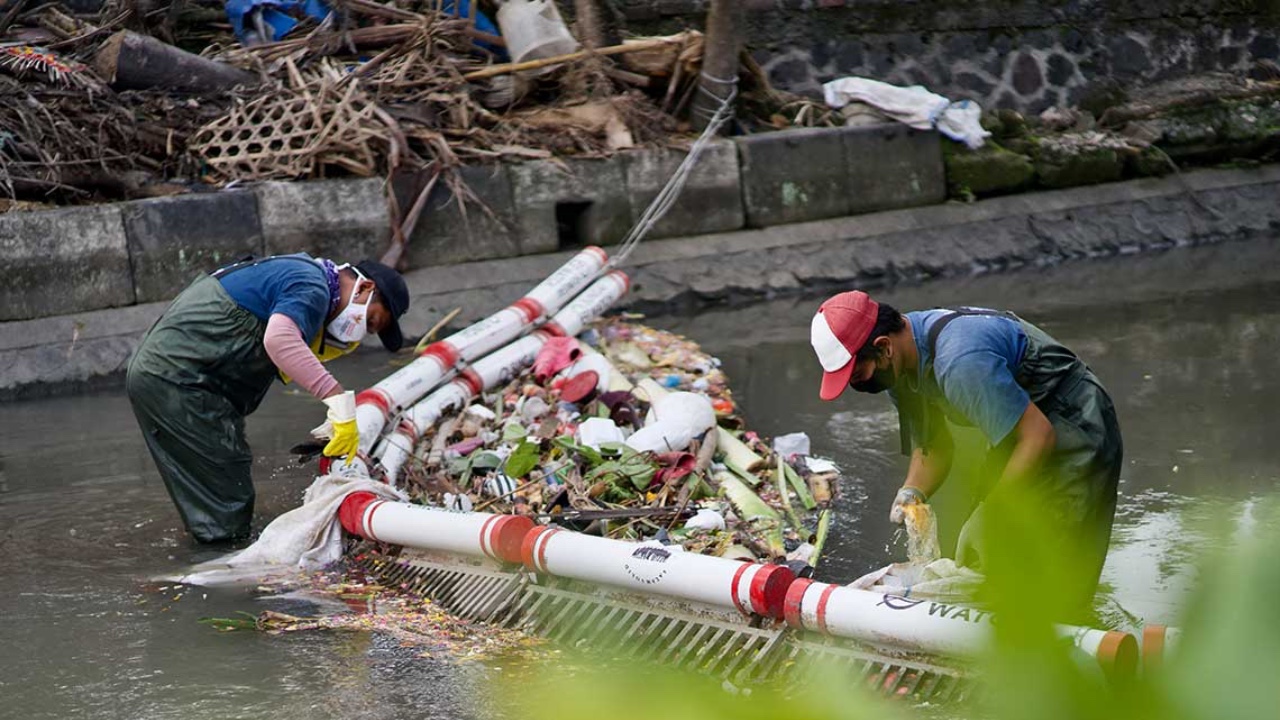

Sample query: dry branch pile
[0,0,826,207]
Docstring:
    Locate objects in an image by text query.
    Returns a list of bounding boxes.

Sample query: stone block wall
[0,125,945,322]
[622,0,1280,115]
[0,205,134,321]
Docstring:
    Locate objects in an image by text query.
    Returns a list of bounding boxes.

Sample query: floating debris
[389,317,841,570]
[200,569,543,660]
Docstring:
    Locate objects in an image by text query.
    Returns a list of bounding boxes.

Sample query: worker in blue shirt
[126,254,409,543]
[810,290,1122,604]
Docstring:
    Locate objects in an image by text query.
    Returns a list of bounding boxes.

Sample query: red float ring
[784,578,815,629]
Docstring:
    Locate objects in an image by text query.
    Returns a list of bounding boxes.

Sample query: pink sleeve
[264,313,342,400]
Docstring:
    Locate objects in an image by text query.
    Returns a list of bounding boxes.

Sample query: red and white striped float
[377,271,631,483]
[377,333,548,483]
[339,491,533,564]
[1138,624,1180,672]
[784,578,1138,677]
[355,246,610,453]
[521,526,795,619]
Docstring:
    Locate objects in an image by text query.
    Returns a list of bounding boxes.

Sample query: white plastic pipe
[355,246,609,452]
[378,270,633,482]
[521,526,795,619]
[540,270,630,338]
[377,382,472,486]
[339,492,533,564]
[1139,624,1180,672]
[783,579,1138,677]
[380,333,549,484]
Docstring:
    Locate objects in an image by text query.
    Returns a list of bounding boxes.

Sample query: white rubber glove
[889,486,927,525]
[316,391,358,463]
[310,390,351,440]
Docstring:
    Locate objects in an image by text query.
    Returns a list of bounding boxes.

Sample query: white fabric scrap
[850,558,984,602]
[772,432,811,458]
[684,508,726,532]
[822,77,991,149]
[804,456,840,474]
[170,473,407,586]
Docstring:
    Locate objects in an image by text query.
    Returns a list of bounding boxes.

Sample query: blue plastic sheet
[225,0,502,55]
[442,0,505,57]
[225,0,331,44]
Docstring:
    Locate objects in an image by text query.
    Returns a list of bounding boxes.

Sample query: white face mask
[328,268,373,344]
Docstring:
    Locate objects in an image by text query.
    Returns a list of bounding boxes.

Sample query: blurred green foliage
[494,483,1279,720]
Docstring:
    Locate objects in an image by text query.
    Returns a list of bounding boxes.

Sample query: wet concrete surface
[2,238,1278,717]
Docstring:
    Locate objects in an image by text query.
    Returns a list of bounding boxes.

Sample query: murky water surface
[3,238,1278,717]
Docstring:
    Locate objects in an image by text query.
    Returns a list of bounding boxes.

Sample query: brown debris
[94,30,255,92]
[0,1,833,207]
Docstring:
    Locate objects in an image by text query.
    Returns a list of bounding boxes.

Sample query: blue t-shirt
[896,309,1030,448]
[217,254,331,343]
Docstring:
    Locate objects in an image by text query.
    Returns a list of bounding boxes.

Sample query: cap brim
[819,361,855,401]
[378,321,405,352]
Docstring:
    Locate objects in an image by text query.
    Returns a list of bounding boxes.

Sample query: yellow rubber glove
[320,391,359,463]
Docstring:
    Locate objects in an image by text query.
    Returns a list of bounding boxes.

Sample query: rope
[609,72,739,268]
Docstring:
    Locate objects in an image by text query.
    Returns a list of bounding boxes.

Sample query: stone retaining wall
[622,1,1280,115]
[6,164,1273,401]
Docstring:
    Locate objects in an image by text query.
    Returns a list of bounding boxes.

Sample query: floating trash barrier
[344,546,973,702]
[350,313,838,568]
[186,246,1153,701]
[354,246,610,454]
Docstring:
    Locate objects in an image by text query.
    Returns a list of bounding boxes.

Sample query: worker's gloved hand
[319,391,359,463]
[889,486,927,525]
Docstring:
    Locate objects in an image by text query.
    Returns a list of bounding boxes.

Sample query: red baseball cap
[810,291,880,401]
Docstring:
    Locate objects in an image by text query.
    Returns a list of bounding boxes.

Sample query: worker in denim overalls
[811,291,1122,608]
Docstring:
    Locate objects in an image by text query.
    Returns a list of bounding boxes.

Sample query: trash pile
[0,0,832,205]
[395,317,838,573]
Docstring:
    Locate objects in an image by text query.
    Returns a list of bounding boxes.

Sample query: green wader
[126,274,280,542]
[908,310,1123,603]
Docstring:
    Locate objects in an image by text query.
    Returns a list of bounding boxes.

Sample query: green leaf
[553,436,604,467]
[447,456,473,477]
[504,440,541,479]
[502,423,528,443]
[470,451,504,471]
[587,446,656,492]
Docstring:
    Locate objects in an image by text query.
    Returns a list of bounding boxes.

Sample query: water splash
[902,503,941,565]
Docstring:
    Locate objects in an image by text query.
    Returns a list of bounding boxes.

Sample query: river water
[2,237,1278,718]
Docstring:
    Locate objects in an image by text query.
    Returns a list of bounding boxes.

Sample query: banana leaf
[811,508,832,570]
[716,469,785,558]
[723,458,763,488]
[717,427,765,471]
[782,460,817,510]
[776,454,805,530]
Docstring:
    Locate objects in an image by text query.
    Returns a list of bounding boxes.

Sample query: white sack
[823,77,991,149]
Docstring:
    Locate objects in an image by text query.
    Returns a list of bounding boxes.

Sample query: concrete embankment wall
[623,0,1280,116]
[3,151,1279,400]
[0,122,943,324]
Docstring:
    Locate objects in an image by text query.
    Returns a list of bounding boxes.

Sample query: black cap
[355,260,409,352]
